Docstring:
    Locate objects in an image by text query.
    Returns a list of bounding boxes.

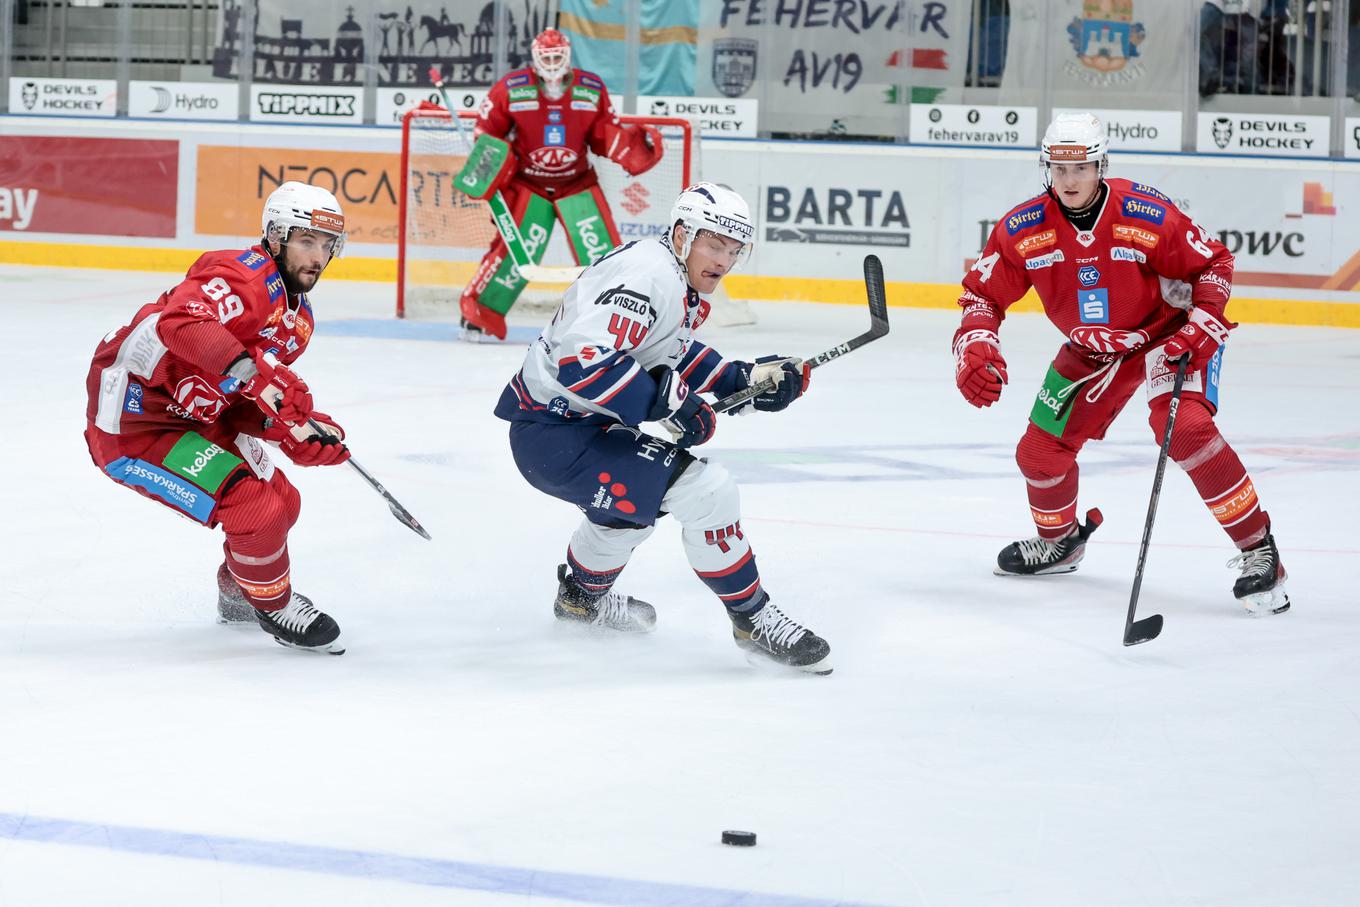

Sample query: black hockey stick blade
[713,254,890,413]
[1124,613,1163,646]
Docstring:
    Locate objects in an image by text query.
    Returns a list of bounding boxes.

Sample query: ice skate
[459,298,507,342]
[995,508,1102,576]
[553,564,656,632]
[254,592,345,654]
[1227,530,1291,616]
[729,593,832,675]
[215,563,255,624]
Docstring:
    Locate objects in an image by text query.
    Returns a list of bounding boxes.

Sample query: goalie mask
[261,181,347,258]
[1040,112,1108,187]
[670,182,754,269]
[531,28,572,99]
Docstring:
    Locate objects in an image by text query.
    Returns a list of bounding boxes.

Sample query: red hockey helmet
[531,28,572,87]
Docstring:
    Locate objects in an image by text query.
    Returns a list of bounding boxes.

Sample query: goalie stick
[306,418,432,541]
[712,254,889,414]
[428,67,580,285]
[1121,355,1190,646]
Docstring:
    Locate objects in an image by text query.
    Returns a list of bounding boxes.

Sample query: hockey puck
[721,830,757,847]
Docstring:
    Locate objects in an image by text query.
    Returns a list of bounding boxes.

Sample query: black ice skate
[1227,530,1291,616]
[995,508,1103,576]
[216,563,255,624]
[553,564,656,632]
[729,594,832,675]
[254,593,345,654]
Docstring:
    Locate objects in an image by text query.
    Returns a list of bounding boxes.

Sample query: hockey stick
[427,67,580,285]
[307,418,432,541]
[1122,355,1190,646]
[712,254,889,414]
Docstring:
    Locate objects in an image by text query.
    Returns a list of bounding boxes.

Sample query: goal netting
[396,106,753,326]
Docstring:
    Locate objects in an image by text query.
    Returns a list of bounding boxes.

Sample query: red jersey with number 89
[958,179,1234,359]
[86,246,314,436]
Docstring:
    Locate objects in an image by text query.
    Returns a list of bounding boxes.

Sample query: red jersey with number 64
[957,178,1234,360]
[86,246,314,436]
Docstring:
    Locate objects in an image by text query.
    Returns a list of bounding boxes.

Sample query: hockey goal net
[396,107,752,325]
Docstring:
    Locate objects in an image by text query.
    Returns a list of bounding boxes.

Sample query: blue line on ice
[0,812,884,907]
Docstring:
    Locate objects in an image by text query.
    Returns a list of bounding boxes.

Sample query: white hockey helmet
[531,28,572,96]
[261,181,347,258]
[670,182,755,268]
[1040,112,1108,181]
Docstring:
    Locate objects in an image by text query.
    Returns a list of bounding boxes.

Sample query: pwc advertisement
[0,136,178,236]
[194,145,482,247]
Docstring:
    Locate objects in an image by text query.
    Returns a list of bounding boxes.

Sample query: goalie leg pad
[663,460,764,608]
[462,185,556,317]
[554,184,622,266]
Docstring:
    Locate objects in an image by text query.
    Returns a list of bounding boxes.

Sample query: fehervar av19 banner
[0,136,178,236]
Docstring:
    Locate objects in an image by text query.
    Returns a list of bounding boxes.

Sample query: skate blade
[1241,586,1291,618]
[992,563,1081,577]
[740,648,833,676]
[271,636,346,655]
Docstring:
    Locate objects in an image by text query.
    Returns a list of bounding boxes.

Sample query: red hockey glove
[732,355,811,413]
[609,124,665,176]
[1163,307,1232,368]
[266,411,350,468]
[224,351,315,424]
[647,367,716,448]
[953,328,1008,408]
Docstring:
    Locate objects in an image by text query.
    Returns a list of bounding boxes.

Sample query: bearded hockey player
[456,27,665,340]
[84,182,352,653]
[953,112,1289,616]
[493,183,832,673]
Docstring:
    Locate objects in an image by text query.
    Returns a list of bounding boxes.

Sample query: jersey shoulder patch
[1003,195,1049,235]
[576,71,604,90]
[504,70,533,88]
[1125,180,1171,204]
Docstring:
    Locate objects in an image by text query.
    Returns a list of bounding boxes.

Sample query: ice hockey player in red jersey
[953,112,1289,616]
[456,27,665,340]
[84,181,353,653]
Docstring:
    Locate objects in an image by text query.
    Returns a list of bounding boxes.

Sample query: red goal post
[396,107,695,320]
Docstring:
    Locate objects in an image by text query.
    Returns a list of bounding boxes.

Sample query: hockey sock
[566,520,655,595]
[1017,427,1082,540]
[662,461,765,609]
[1154,398,1270,549]
[215,471,301,611]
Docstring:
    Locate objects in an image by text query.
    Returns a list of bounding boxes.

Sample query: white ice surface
[0,264,1356,907]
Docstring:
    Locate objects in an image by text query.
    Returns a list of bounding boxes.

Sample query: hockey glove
[732,355,811,413]
[269,411,349,468]
[223,350,315,424]
[953,329,1008,408]
[647,367,716,448]
[1163,307,1232,368]
[607,124,665,176]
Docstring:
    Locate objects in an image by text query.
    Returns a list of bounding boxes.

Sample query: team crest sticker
[713,38,758,98]
[1065,0,1146,87]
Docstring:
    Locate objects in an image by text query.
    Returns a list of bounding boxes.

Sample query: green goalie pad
[456,134,514,200]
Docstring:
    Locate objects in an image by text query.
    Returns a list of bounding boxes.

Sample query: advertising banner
[249,85,365,124]
[0,136,177,236]
[910,104,1038,147]
[1195,112,1330,158]
[8,77,118,117]
[1053,107,1182,152]
[636,96,758,138]
[196,145,406,245]
[1347,118,1360,159]
[128,80,240,120]
[377,86,484,126]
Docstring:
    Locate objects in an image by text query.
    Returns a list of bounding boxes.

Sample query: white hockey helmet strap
[670,182,754,269]
[261,181,347,258]
[1041,112,1109,183]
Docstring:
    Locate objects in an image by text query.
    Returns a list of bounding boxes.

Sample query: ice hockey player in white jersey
[493,183,832,674]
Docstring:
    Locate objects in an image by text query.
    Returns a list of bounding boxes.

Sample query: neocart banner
[1000,0,1191,109]
[693,0,968,136]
